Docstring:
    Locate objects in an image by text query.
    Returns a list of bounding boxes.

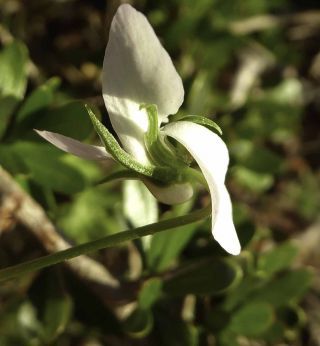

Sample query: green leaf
[28,270,73,343]
[154,308,199,346]
[123,308,153,338]
[251,269,313,306]
[163,258,242,296]
[6,142,88,194]
[147,201,198,271]
[257,243,298,276]
[236,221,255,249]
[186,72,213,115]
[34,101,93,141]
[42,279,73,342]
[206,308,231,333]
[245,146,283,174]
[232,166,274,193]
[229,302,274,337]
[57,187,121,243]
[0,300,42,342]
[260,321,285,344]
[178,115,222,135]
[138,278,163,310]
[16,77,60,124]
[0,41,28,99]
[223,276,260,311]
[0,144,28,174]
[0,96,18,139]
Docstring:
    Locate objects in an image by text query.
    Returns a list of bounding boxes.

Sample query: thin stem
[0,204,211,282]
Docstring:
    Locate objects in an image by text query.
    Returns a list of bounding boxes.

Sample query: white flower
[36,4,241,255]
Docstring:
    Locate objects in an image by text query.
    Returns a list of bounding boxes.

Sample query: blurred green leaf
[0,300,42,344]
[236,221,256,248]
[251,269,313,306]
[164,258,242,296]
[0,41,28,99]
[258,242,298,276]
[186,72,212,114]
[0,143,28,173]
[138,278,163,310]
[123,308,153,338]
[1,142,88,194]
[0,96,18,139]
[229,302,274,337]
[232,166,274,192]
[206,308,231,333]
[16,77,60,124]
[57,186,121,243]
[260,321,285,344]
[223,276,259,311]
[41,279,73,343]
[245,147,283,174]
[156,308,199,346]
[34,101,94,140]
[147,201,198,272]
[28,270,73,343]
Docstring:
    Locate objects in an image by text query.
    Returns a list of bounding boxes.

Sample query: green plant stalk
[0,204,211,282]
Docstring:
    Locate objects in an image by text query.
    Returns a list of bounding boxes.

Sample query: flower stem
[0,204,211,282]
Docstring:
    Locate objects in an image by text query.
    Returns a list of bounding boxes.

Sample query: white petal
[162,121,241,255]
[102,4,184,164]
[35,130,111,161]
[143,179,193,205]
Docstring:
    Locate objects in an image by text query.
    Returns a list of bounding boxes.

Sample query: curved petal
[162,121,241,255]
[102,4,184,164]
[143,179,193,205]
[35,130,112,161]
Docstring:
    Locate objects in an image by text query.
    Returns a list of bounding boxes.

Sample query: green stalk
[0,204,211,282]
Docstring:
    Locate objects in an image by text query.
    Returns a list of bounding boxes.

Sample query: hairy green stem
[0,204,211,282]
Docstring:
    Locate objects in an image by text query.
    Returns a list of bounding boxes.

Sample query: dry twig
[0,166,119,289]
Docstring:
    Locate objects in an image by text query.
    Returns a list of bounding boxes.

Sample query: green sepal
[85,105,178,183]
[178,115,222,135]
[141,103,158,147]
[141,103,189,168]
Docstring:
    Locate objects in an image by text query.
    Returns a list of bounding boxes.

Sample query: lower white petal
[35,130,112,161]
[143,179,193,205]
[162,121,241,255]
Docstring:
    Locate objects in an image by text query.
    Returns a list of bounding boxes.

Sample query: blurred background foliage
[0,0,319,345]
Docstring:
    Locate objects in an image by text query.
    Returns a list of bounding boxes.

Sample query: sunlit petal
[35,130,112,161]
[162,121,241,255]
[102,4,184,163]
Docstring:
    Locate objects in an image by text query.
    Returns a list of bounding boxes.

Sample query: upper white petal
[102,4,184,163]
[162,121,241,255]
[35,130,112,161]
